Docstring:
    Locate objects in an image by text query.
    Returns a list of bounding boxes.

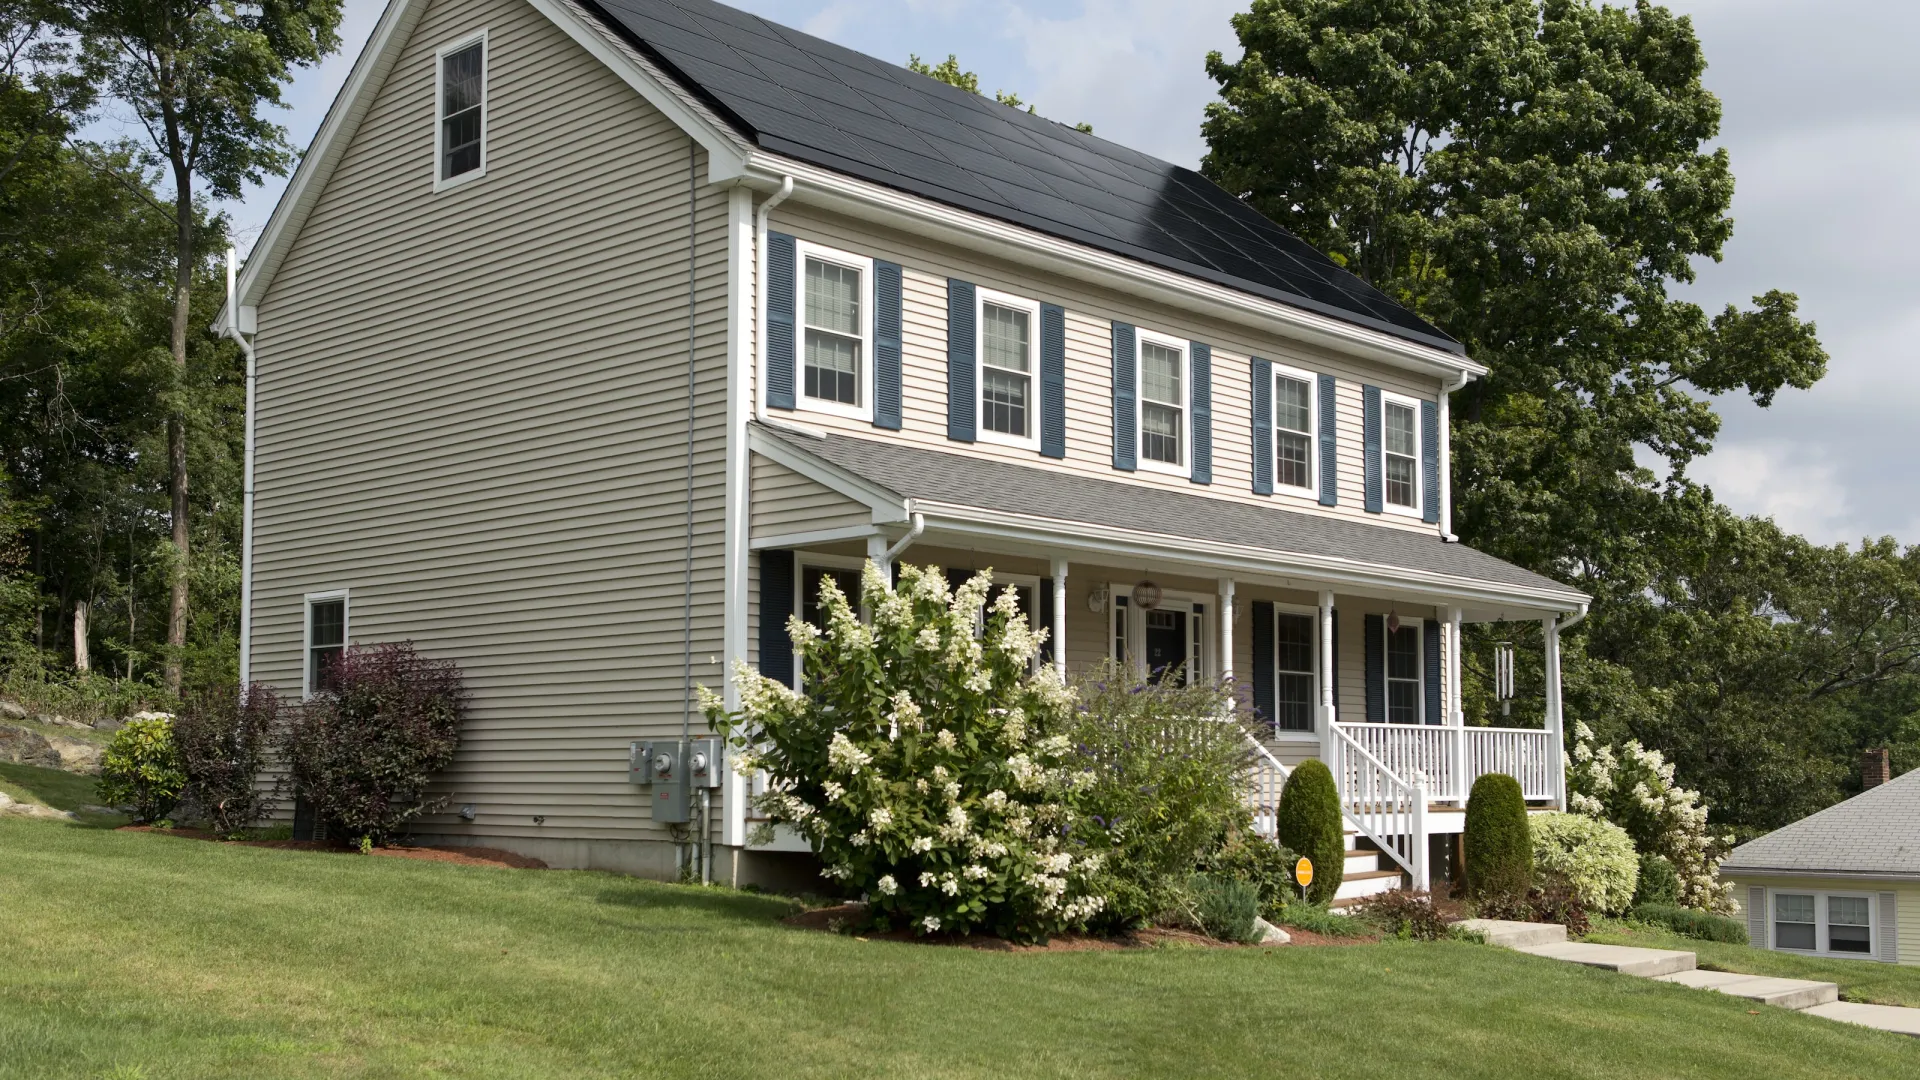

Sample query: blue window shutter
[1038,579,1055,664]
[1250,358,1272,495]
[1251,600,1275,727]
[765,232,797,410]
[873,260,903,430]
[1364,613,1385,722]
[758,550,796,689]
[1421,398,1440,524]
[1363,384,1383,514]
[1040,303,1066,458]
[947,280,976,442]
[1190,342,1212,484]
[1111,322,1136,471]
[1318,373,1338,506]
[1424,619,1442,725]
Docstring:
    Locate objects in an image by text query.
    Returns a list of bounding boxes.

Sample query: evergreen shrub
[1634,852,1682,907]
[1464,773,1531,904]
[97,714,186,823]
[1275,759,1344,904]
[1530,811,1639,915]
[1187,873,1261,943]
[1632,902,1748,944]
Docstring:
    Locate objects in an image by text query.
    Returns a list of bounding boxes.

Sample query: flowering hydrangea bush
[702,562,1105,941]
[1567,722,1735,913]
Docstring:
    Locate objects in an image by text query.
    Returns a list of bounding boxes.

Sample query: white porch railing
[1463,727,1559,801]
[1334,722,1559,802]
[1327,724,1428,889]
[1243,732,1291,841]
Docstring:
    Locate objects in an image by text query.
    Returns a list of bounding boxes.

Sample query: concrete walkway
[1458,919,1920,1039]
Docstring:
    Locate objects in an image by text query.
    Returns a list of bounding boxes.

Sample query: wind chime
[1493,641,1516,717]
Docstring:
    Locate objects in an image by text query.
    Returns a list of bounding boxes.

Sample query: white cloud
[1691,442,1863,543]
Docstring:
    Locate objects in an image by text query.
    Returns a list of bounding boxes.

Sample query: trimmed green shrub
[1634,853,1681,908]
[1530,811,1639,915]
[1633,902,1749,944]
[1464,773,1531,903]
[97,714,186,824]
[175,684,279,836]
[1275,759,1344,904]
[1187,874,1261,943]
[1200,836,1298,915]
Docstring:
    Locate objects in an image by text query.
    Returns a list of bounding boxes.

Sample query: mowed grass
[1586,919,1920,1008]
[2,821,1917,1080]
[0,762,124,827]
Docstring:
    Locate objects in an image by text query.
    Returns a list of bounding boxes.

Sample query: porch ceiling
[749,423,1588,619]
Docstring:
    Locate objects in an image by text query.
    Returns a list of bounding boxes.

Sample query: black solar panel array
[586,0,1461,353]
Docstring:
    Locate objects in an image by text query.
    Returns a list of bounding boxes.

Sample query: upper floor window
[304,591,348,697]
[1274,365,1317,494]
[436,33,488,188]
[1385,619,1420,724]
[798,240,873,418]
[1137,333,1188,472]
[1383,394,1419,511]
[978,289,1039,447]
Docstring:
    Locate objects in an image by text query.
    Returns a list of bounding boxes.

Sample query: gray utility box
[629,738,724,825]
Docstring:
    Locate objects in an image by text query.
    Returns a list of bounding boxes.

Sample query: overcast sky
[198,0,1919,548]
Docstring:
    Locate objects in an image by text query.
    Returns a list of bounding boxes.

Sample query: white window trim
[793,552,865,688]
[1269,601,1321,739]
[432,30,489,193]
[974,287,1042,451]
[1379,388,1423,518]
[794,238,876,422]
[301,589,349,700]
[1380,615,1425,725]
[1107,583,1215,683]
[1134,328,1191,477]
[1270,361,1320,501]
[1767,888,1879,960]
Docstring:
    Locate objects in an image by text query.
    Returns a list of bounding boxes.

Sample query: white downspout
[226,248,258,688]
[1439,369,1470,541]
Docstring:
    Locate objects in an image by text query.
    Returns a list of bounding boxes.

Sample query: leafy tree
[69,0,342,693]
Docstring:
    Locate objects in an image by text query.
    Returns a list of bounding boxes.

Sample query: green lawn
[3,820,1917,1080]
[1586,919,1920,1008]
[0,762,123,827]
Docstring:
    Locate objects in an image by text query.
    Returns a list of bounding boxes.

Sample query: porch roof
[751,424,1587,613]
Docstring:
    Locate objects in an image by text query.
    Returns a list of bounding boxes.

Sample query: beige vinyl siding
[750,455,872,538]
[765,201,1445,535]
[250,0,732,863]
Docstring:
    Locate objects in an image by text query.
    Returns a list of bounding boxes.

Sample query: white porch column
[1051,558,1069,679]
[1544,616,1566,809]
[1217,577,1235,690]
[1447,606,1466,804]
[866,535,889,579]
[1318,589,1337,761]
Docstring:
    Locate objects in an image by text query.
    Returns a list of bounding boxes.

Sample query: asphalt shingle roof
[760,425,1583,601]
[583,0,1462,354]
[1723,767,1920,879]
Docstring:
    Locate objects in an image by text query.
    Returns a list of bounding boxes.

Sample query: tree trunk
[73,600,90,673]
[164,171,194,695]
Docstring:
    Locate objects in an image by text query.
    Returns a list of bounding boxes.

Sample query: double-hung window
[1274,611,1316,732]
[978,290,1039,446]
[798,241,873,417]
[1383,393,1420,512]
[1138,333,1187,471]
[1771,890,1876,957]
[304,591,348,697]
[1273,365,1316,494]
[1385,620,1421,724]
[435,33,487,188]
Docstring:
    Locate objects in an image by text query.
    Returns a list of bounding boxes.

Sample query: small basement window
[305,592,347,696]
[436,33,487,186]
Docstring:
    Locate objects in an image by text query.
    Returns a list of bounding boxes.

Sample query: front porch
[740,424,1589,893]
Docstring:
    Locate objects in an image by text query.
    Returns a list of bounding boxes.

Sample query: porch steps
[1328,829,1408,905]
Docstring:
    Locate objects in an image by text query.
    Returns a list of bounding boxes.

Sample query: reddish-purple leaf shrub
[175,683,280,836]
[281,642,466,846]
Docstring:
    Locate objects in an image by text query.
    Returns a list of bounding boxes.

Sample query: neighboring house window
[304,592,348,697]
[1273,365,1316,494]
[1383,393,1420,512]
[797,240,874,418]
[1274,610,1316,732]
[1138,333,1187,471]
[435,33,487,187]
[978,289,1039,446]
[1386,619,1421,724]
[1771,890,1877,956]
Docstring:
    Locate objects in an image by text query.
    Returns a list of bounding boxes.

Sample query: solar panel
[584,0,1461,353]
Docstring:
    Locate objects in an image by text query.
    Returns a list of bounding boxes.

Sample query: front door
[1144,609,1188,684]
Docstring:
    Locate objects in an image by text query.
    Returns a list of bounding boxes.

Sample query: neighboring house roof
[1722,767,1920,880]
[753,424,1585,606]
[582,0,1462,355]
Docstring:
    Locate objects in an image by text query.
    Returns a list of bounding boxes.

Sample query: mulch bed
[782,902,1376,951]
[116,826,548,869]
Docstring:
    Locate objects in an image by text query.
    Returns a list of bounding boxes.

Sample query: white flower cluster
[867,806,893,830]
[1006,753,1045,792]
[1568,722,1735,913]
[821,780,846,803]
[876,874,898,895]
[828,732,872,775]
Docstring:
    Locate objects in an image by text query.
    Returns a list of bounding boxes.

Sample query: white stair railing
[1243,732,1291,841]
[1328,724,1428,890]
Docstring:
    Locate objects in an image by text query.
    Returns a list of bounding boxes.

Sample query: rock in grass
[1251,916,1291,945]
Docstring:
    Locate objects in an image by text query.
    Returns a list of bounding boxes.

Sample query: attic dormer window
[436,33,487,187]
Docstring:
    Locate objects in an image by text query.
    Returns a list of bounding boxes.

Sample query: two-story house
[223,0,1589,893]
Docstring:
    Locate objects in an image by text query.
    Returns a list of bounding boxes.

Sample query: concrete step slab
[1514,941,1696,977]
[1801,1000,1920,1038]
[1453,919,1567,948]
[1653,969,1839,1010]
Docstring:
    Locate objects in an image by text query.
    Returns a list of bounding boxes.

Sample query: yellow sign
[1294,856,1314,889]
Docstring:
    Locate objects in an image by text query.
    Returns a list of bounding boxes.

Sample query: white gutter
[225,248,258,688]
[881,512,925,565]
[1439,368,1470,541]
[1558,603,1589,633]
